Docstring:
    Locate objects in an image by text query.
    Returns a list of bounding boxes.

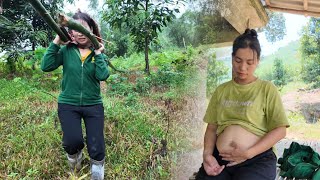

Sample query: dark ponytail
[232,29,261,59]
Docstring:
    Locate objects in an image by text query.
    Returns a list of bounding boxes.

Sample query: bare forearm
[247,126,286,158]
[203,124,218,158]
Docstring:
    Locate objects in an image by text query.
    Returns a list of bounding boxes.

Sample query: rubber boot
[67,150,83,172]
[91,158,105,180]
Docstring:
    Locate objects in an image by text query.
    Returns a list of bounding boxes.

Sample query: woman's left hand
[94,43,104,55]
[219,142,252,167]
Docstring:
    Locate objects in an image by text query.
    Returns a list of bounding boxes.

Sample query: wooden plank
[272,0,303,4]
[271,1,304,11]
[266,6,320,17]
[269,0,320,13]
[309,0,320,5]
[304,0,308,10]
[308,2,320,12]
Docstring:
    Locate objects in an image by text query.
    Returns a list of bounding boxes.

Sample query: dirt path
[282,88,320,113]
[282,88,320,139]
[171,54,208,180]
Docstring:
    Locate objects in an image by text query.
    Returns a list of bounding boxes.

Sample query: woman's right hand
[53,35,69,45]
[203,154,225,176]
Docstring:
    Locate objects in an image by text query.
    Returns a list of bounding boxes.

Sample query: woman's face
[232,47,259,84]
[72,19,92,46]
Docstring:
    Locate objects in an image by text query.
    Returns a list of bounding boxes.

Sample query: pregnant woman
[196,29,290,180]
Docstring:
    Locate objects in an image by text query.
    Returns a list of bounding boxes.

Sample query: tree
[100,21,134,58]
[262,11,286,43]
[207,53,229,97]
[1,0,67,49]
[167,10,196,48]
[104,0,183,74]
[0,0,66,73]
[300,18,320,88]
[177,0,235,46]
[273,58,287,87]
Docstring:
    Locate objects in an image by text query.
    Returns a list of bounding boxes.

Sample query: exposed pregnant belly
[216,125,261,153]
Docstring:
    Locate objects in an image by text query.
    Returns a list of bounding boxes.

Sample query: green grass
[287,112,320,140]
[279,81,309,95]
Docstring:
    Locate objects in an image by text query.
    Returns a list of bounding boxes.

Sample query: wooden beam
[308,1,320,12]
[266,6,320,17]
[271,1,304,11]
[219,0,268,34]
[304,0,308,10]
[265,0,271,6]
[309,0,320,5]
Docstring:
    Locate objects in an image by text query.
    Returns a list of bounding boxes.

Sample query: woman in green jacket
[41,11,108,180]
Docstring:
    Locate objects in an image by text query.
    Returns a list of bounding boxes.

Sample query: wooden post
[265,0,270,6]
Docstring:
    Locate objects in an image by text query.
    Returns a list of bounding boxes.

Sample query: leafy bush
[207,53,229,97]
[300,18,320,88]
[273,58,289,86]
[135,76,151,94]
[107,74,134,96]
[301,54,320,88]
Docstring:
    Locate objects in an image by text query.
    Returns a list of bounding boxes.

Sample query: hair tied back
[244,29,258,38]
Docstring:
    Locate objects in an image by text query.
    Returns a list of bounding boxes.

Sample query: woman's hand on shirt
[219,141,252,167]
[203,154,225,176]
[94,43,104,55]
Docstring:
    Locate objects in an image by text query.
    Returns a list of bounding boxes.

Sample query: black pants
[196,147,277,180]
[58,103,105,161]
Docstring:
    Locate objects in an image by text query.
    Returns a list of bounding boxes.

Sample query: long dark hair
[72,11,102,43]
[232,29,261,59]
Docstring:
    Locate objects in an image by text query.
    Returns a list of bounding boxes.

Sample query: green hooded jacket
[41,42,109,106]
[278,142,320,180]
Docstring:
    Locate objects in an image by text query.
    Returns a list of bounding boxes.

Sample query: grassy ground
[287,112,320,140]
[279,81,308,95]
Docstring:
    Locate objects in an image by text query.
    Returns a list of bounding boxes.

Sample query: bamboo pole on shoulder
[28,0,124,73]
[27,0,70,42]
[58,13,100,49]
[57,14,125,73]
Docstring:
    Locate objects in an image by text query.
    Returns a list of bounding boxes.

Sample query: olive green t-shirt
[204,79,289,137]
